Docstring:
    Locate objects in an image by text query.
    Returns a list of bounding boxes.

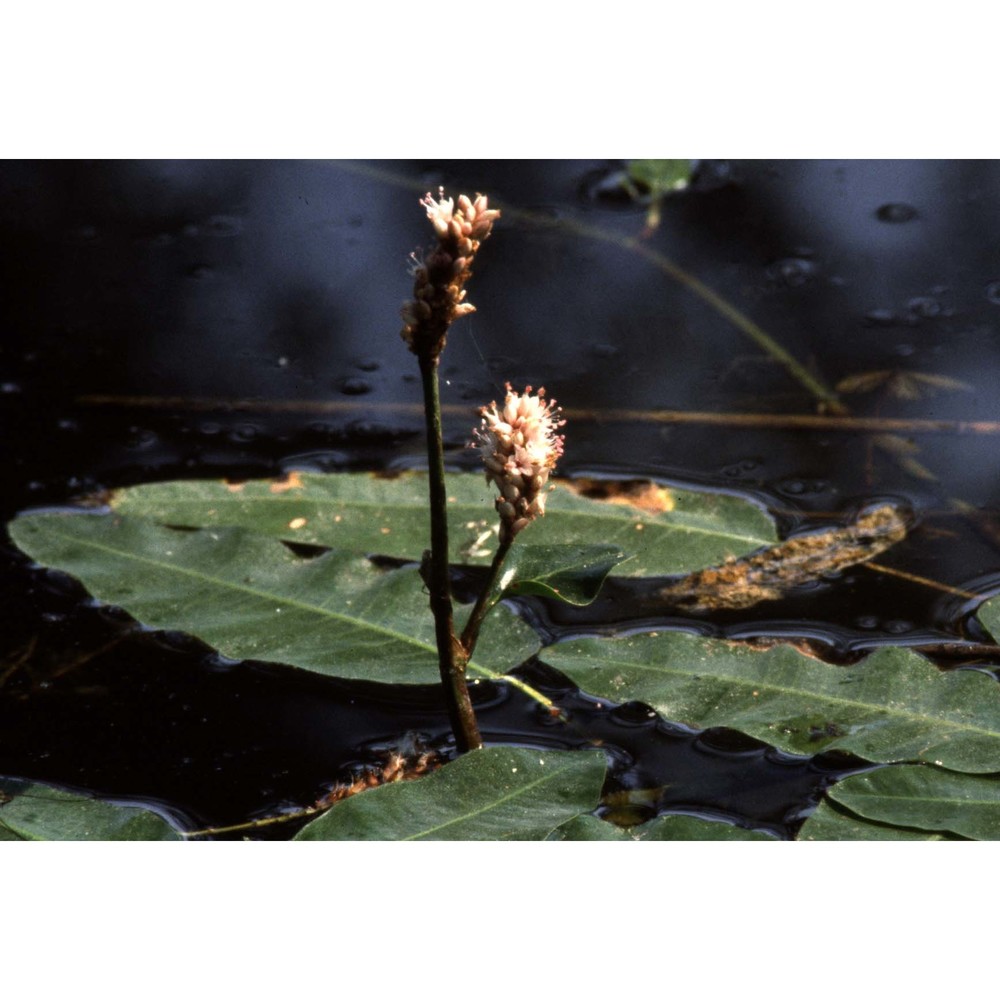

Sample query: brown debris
[565,478,676,515]
[269,471,304,493]
[314,749,442,809]
[659,503,909,613]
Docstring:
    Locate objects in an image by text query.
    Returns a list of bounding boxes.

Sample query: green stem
[460,537,512,656]
[418,354,483,753]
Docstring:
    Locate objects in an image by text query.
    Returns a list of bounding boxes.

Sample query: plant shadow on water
[3,160,1000,839]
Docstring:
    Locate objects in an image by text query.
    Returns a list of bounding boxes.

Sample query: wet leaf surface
[797,799,963,841]
[109,471,777,576]
[826,764,1000,840]
[0,777,180,841]
[8,514,540,684]
[548,813,774,841]
[544,632,1000,771]
[293,747,607,840]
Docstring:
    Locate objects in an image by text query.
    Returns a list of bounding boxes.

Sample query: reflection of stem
[418,356,482,753]
[460,537,512,656]
[76,394,1000,437]
[862,561,982,601]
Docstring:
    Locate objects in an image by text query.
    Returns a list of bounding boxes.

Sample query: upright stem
[460,537,512,655]
[418,354,483,753]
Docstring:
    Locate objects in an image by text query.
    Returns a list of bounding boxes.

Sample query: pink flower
[474,384,565,541]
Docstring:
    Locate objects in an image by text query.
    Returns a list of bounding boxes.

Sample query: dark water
[3,160,1000,838]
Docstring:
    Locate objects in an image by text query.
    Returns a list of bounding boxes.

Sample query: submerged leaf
[0,777,181,841]
[294,747,607,840]
[109,471,777,577]
[8,513,540,684]
[827,765,1000,840]
[544,632,1000,771]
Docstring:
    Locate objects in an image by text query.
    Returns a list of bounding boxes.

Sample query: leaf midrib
[35,523,499,675]
[568,650,1000,741]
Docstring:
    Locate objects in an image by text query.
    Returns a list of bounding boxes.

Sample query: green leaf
[0,778,181,841]
[797,800,963,841]
[293,747,607,840]
[489,543,629,608]
[630,814,776,841]
[8,513,539,684]
[627,159,694,195]
[976,594,1000,643]
[826,765,1000,840]
[547,814,632,840]
[109,471,777,576]
[544,632,1000,772]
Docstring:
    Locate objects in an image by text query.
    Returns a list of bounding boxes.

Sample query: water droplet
[339,377,372,396]
[276,356,290,368]
[876,203,918,223]
[985,281,1000,305]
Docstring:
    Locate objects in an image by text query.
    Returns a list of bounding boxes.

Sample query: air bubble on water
[985,281,1000,305]
[125,426,158,450]
[206,215,242,237]
[339,377,372,396]
[590,342,620,359]
[766,257,817,288]
[1,381,22,394]
[894,343,915,357]
[356,359,380,372]
[855,615,879,630]
[906,296,941,319]
[186,264,212,280]
[875,203,918,223]
[276,356,290,368]
[864,309,898,327]
[199,422,221,436]
[229,423,258,443]
[57,418,80,433]
[883,619,912,634]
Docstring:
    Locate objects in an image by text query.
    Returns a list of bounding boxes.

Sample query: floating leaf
[546,814,631,840]
[293,747,607,840]
[827,765,1000,840]
[797,799,963,841]
[630,814,776,841]
[109,471,777,577]
[975,594,1000,643]
[0,777,180,841]
[548,812,774,840]
[8,513,539,684]
[544,632,1000,772]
